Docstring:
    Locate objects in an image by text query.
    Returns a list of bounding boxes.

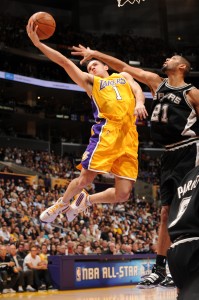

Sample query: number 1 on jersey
[113,86,122,100]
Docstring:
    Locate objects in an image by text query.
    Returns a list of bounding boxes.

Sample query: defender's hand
[71,44,95,65]
[134,104,148,120]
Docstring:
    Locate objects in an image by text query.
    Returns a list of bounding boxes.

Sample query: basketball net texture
[117,0,145,7]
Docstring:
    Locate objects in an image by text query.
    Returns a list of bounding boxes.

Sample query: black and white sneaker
[137,265,166,289]
[159,274,176,288]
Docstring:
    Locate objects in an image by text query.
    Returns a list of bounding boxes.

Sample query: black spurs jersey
[150,79,199,146]
[168,166,199,243]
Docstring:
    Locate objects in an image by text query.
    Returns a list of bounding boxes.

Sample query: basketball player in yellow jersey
[26,20,148,223]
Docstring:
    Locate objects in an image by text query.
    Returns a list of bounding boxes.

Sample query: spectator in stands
[49,244,57,256]
[67,241,75,255]
[23,245,52,291]
[100,226,110,241]
[102,242,117,255]
[56,244,67,256]
[44,174,51,192]
[0,224,11,244]
[79,228,94,243]
[38,176,45,189]
[84,241,93,255]
[9,244,35,292]
[94,246,102,255]
[0,245,19,294]
[75,244,84,255]
[16,243,26,259]
[23,242,30,256]
[125,244,134,254]
[39,244,49,264]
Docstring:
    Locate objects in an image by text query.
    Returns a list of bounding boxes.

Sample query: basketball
[29,12,56,40]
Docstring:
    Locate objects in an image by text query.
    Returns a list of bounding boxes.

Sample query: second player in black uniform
[167,165,199,299]
[151,79,199,207]
[71,47,199,288]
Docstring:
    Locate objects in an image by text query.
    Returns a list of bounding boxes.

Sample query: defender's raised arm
[72,44,162,92]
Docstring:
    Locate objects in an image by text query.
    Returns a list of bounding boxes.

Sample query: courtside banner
[74,258,155,288]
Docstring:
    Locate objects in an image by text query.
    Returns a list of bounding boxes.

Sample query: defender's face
[162,56,182,73]
[87,60,107,76]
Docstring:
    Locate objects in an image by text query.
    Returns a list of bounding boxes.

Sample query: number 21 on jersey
[151,103,169,123]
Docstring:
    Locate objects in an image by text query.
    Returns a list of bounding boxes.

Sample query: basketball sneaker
[40,197,70,223]
[159,274,176,288]
[66,189,90,222]
[136,264,166,289]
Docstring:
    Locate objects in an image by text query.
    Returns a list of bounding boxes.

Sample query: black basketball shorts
[160,140,199,206]
[167,238,199,299]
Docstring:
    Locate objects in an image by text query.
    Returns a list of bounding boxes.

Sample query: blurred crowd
[0,146,161,184]
[0,147,77,180]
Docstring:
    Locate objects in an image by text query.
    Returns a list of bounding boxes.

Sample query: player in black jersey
[71,46,199,288]
[167,165,199,299]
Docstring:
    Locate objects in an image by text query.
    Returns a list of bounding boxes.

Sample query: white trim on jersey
[170,237,199,248]
[165,137,199,150]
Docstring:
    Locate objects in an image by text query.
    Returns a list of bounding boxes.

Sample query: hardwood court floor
[0,286,177,300]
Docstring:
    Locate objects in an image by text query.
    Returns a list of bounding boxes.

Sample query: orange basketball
[29,12,56,40]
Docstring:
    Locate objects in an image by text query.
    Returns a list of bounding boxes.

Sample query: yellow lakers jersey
[91,73,136,126]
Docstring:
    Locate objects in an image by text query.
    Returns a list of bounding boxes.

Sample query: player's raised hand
[134,103,148,120]
[26,20,40,47]
[71,44,95,65]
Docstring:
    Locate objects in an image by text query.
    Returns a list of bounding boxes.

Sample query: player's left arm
[121,72,148,120]
[188,88,199,116]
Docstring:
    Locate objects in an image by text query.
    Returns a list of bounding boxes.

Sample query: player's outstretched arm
[26,22,92,93]
[122,72,148,120]
[72,44,161,90]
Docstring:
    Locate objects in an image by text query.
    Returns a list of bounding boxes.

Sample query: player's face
[87,60,108,77]
[161,56,182,73]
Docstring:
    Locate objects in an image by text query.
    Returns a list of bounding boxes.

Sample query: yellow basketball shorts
[80,120,138,181]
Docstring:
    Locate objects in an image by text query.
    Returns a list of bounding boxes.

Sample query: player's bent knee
[115,191,130,203]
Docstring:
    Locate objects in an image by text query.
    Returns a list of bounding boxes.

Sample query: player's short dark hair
[178,56,191,76]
